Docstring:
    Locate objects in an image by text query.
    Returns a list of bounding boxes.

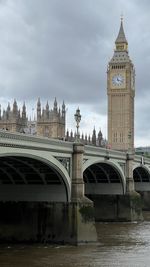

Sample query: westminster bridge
[0,130,150,244]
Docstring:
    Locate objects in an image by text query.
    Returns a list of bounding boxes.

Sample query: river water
[1,213,150,267]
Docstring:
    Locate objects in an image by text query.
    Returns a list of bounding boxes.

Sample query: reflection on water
[1,212,150,267]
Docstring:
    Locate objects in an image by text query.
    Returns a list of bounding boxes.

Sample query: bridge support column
[71,143,86,202]
[126,152,135,192]
[139,191,150,211]
[124,152,143,221]
[69,143,97,244]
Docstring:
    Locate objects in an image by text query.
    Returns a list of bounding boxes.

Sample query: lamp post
[74,107,81,142]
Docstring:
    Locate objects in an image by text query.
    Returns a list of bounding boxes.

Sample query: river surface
[1,213,150,267]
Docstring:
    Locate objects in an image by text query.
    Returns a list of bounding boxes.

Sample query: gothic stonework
[65,128,105,147]
[55,156,70,174]
[0,100,27,133]
[36,98,66,139]
[107,19,135,151]
[0,98,104,147]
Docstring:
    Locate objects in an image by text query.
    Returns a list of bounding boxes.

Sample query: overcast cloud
[0,0,149,146]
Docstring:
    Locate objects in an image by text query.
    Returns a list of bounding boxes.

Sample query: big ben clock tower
[107,18,135,151]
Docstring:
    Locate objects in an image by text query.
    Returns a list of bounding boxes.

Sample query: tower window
[113,132,117,143]
[120,133,123,143]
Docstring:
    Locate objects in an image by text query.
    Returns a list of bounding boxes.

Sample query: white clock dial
[112,74,124,86]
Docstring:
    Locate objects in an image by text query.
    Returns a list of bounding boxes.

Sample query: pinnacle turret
[54,97,57,112]
[37,98,41,119]
[22,102,26,112]
[62,100,65,110]
[22,102,26,119]
[110,18,130,63]
[37,97,41,107]
[62,100,65,117]
[115,18,128,45]
[7,102,10,112]
[92,127,96,146]
[115,18,128,52]
[13,99,18,113]
[98,129,102,138]
[46,101,49,111]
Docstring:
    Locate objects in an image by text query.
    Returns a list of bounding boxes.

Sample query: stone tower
[36,98,66,139]
[0,100,27,132]
[107,18,135,151]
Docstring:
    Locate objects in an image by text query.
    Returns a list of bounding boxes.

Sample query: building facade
[107,18,135,151]
[0,100,27,133]
[0,98,66,140]
[0,98,105,147]
[36,98,66,139]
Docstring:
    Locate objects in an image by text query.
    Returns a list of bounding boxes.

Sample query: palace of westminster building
[0,18,134,151]
[0,97,104,147]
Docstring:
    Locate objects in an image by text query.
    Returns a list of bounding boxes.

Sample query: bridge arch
[83,159,126,195]
[133,165,150,192]
[133,165,150,182]
[0,151,71,202]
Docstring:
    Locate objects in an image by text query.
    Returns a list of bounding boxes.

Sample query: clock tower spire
[115,17,128,51]
[107,18,135,151]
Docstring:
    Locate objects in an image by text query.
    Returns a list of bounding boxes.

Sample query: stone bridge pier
[121,152,143,221]
[69,143,97,244]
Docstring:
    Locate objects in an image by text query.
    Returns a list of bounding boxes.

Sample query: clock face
[112,74,124,86]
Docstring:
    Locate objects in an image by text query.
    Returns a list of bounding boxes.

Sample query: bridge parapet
[134,154,150,164]
[84,145,126,160]
[0,130,73,154]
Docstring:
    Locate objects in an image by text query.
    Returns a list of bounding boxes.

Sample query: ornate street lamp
[74,107,81,142]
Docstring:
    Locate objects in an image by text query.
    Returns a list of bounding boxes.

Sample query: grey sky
[0,0,149,146]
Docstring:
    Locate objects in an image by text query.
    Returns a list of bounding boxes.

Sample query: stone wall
[89,192,143,222]
[0,201,97,244]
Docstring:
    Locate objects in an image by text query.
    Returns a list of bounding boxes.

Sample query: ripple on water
[0,220,150,266]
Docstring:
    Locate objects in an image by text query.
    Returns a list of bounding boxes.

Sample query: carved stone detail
[83,159,88,164]
[55,157,70,174]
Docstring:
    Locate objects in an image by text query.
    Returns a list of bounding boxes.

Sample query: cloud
[0,0,149,146]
